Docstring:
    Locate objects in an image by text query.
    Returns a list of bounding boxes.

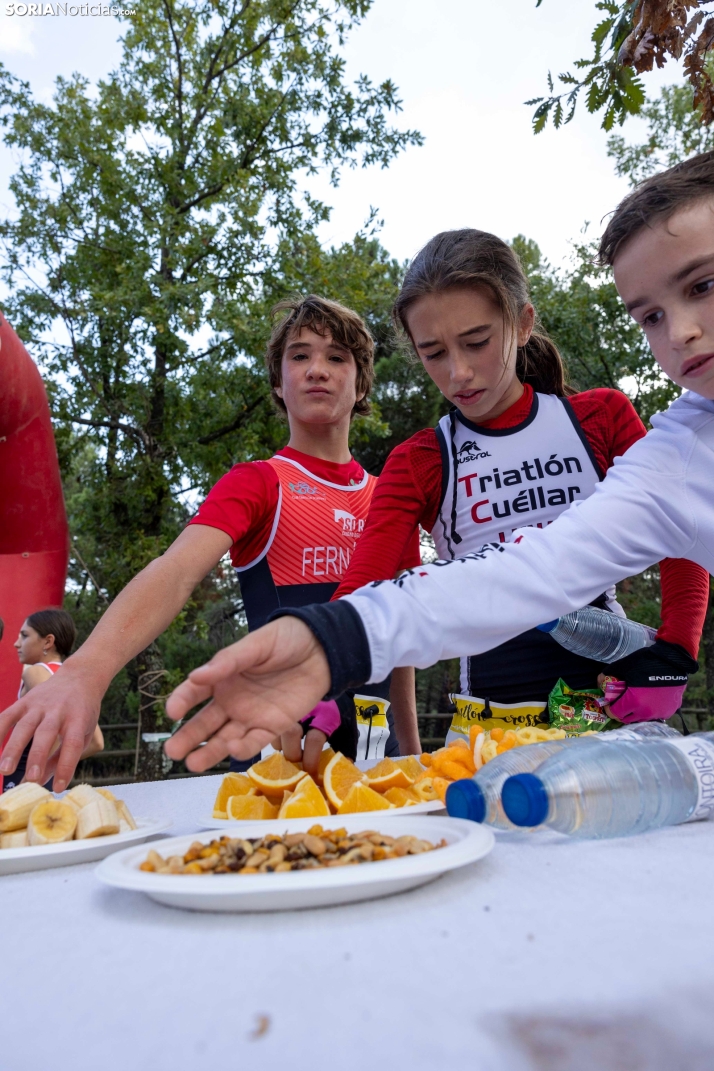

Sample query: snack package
[447,693,548,746]
[548,678,617,735]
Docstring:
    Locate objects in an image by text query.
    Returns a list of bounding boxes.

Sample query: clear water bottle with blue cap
[445,739,580,829]
[446,723,680,829]
[501,732,714,839]
[537,605,656,662]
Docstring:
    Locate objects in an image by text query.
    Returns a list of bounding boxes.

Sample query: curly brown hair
[265,295,375,418]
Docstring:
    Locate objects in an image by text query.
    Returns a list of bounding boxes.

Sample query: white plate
[95,814,494,912]
[199,798,445,830]
[0,818,172,876]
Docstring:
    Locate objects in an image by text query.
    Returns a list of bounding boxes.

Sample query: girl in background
[3,608,103,791]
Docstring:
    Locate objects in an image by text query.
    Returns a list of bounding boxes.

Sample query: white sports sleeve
[343,427,699,684]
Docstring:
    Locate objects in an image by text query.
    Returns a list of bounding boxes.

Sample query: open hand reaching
[164,616,330,772]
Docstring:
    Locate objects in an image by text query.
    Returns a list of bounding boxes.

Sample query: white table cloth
[3,773,714,1071]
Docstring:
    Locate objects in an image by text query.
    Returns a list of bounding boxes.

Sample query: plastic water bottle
[445,724,680,829]
[445,740,580,829]
[501,732,714,838]
[610,722,681,740]
[537,605,656,662]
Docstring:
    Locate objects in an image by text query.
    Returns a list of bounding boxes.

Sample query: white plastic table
[3,774,714,1071]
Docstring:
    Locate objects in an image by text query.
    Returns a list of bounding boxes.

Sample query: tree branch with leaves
[529,0,714,131]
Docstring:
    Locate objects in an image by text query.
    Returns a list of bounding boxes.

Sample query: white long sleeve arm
[344,406,707,683]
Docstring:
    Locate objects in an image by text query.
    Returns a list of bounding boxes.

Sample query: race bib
[447,693,548,746]
[355,695,390,762]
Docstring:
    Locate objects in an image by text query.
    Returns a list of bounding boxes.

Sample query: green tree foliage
[529,1,714,133]
[0,0,421,776]
[607,68,714,184]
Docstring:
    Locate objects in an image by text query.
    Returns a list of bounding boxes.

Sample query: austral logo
[457,439,492,463]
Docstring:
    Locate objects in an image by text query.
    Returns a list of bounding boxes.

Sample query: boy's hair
[599,150,714,266]
[26,608,76,659]
[265,295,374,418]
[394,229,574,397]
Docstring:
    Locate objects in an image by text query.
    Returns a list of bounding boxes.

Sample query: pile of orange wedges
[212,750,438,821]
[212,725,571,821]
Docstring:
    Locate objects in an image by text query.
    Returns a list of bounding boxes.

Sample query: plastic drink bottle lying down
[500,730,714,839]
[445,723,681,830]
[537,605,656,662]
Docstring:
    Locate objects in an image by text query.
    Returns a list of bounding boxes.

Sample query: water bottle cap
[501,773,549,827]
[536,620,559,633]
[445,778,485,823]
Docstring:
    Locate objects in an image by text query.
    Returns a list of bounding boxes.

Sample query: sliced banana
[0,783,51,832]
[115,799,137,831]
[27,800,78,845]
[65,783,104,810]
[0,829,29,849]
[76,797,120,839]
[96,788,117,802]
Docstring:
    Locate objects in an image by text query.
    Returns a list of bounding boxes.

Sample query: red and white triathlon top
[189,446,420,631]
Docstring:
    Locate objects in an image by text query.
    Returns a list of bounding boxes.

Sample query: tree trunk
[134,642,169,782]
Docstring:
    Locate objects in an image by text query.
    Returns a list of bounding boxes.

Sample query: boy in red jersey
[0,296,419,791]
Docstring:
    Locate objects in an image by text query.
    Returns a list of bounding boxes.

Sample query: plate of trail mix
[95,815,495,912]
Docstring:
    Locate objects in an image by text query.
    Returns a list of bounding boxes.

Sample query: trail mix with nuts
[139,824,445,875]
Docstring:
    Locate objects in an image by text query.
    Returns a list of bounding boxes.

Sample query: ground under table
[3,774,714,1071]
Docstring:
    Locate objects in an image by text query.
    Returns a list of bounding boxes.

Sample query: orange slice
[337,782,393,814]
[247,753,306,798]
[316,747,336,785]
[322,752,365,811]
[226,794,279,820]
[383,787,417,808]
[364,757,414,792]
[213,773,256,817]
[278,775,331,819]
[395,756,425,781]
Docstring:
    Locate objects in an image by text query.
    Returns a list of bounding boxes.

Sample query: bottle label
[668,736,714,822]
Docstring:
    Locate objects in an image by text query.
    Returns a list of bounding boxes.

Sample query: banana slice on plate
[116,799,137,831]
[27,800,78,845]
[77,797,120,839]
[0,783,51,832]
[65,783,105,811]
[0,829,29,849]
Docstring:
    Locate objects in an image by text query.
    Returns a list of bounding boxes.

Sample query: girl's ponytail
[517,330,575,397]
[394,229,573,398]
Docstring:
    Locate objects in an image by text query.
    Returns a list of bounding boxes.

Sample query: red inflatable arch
[0,310,69,714]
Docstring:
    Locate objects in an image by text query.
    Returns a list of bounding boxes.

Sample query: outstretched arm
[0,524,231,791]
[162,432,699,769]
